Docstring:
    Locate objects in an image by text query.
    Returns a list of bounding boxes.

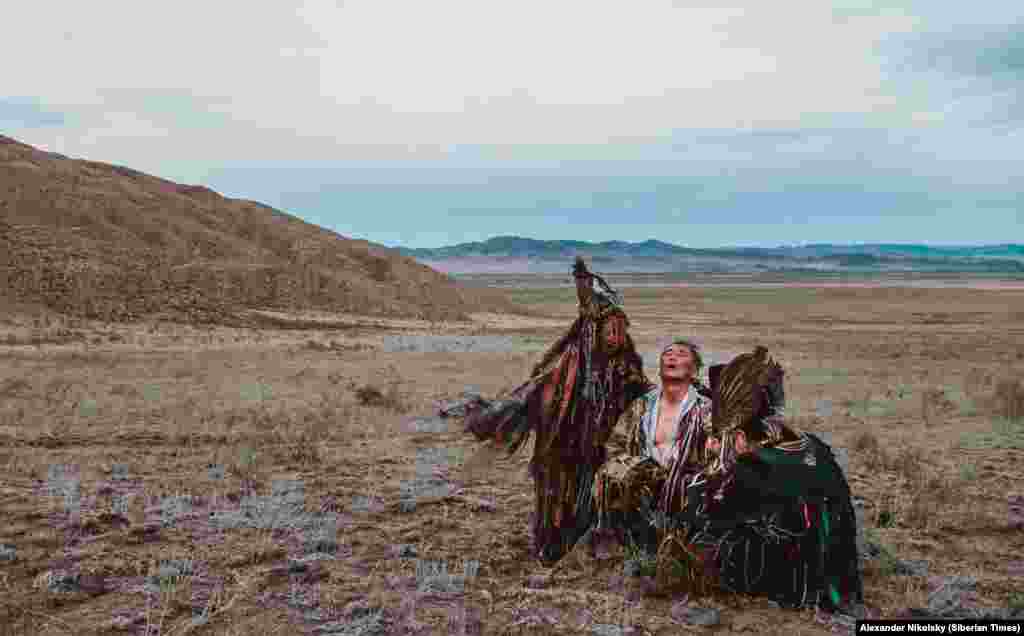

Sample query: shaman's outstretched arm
[529,316,583,379]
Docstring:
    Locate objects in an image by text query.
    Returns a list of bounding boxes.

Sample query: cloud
[881,20,1024,132]
[3,0,921,157]
[1,1,1021,247]
[914,24,1024,79]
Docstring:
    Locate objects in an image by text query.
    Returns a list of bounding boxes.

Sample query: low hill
[398,236,1024,275]
[0,135,516,324]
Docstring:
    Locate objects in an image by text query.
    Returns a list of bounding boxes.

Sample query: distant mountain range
[397,236,1024,275]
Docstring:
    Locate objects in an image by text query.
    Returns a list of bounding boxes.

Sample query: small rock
[1007,561,1024,577]
[930,575,977,593]
[860,539,883,560]
[407,416,447,433]
[342,598,374,619]
[279,561,325,584]
[623,575,659,601]
[296,552,338,564]
[77,574,107,597]
[1009,495,1024,529]
[591,625,640,636]
[304,537,339,555]
[266,564,291,579]
[638,576,659,597]
[398,500,416,513]
[350,495,385,514]
[129,522,161,540]
[671,601,720,627]
[623,560,642,578]
[463,496,496,513]
[316,608,388,635]
[508,606,563,629]
[107,615,144,629]
[525,574,550,589]
[393,544,417,558]
[927,576,979,617]
[828,613,857,633]
[838,603,873,620]
[574,609,595,630]
[36,570,80,594]
[606,574,625,592]
[150,566,182,584]
[894,559,930,577]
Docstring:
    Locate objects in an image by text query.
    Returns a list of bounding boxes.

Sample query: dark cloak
[464,288,652,562]
[681,432,863,611]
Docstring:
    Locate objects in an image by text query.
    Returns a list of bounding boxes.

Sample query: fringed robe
[591,385,712,551]
[465,302,651,561]
[681,430,863,611]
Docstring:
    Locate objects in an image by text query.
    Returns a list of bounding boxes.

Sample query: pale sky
[2,1,1021,248]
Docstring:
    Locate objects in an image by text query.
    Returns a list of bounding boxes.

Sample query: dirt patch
[0,284,1022,634]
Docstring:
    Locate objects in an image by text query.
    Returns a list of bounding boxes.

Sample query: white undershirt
[644,386,696,468]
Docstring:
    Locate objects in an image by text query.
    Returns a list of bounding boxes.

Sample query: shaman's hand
[572,257,594,307]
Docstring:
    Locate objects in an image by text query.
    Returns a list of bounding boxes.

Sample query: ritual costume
[661,346,863,611]
[464,258,653,564]
[590,357,713,554]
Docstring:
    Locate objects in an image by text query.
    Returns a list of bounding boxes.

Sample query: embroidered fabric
[678,433,863,611]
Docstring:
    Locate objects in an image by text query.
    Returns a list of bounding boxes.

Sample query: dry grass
[994,379,1024,419]
[354,381,410,414]
[1,281,1023,634]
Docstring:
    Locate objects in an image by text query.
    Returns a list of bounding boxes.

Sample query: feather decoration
[710,345,785,437]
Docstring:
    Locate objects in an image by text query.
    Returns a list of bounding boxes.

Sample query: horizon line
[380,236,1023,251]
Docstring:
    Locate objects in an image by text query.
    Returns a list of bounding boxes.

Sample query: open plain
[1,277,1023,635]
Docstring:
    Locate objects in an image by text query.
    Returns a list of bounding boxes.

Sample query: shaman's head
[572,257,593,305]
[705,346,785,462]
[600,310,630,355]
[659,339,702,385]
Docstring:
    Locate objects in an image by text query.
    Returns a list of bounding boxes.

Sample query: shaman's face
[705,431,749,461]
[733,430,750,455]
[705,436,721,455]
[575,274,593,304]
[659,345,696,383]
[601,315,626,354]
